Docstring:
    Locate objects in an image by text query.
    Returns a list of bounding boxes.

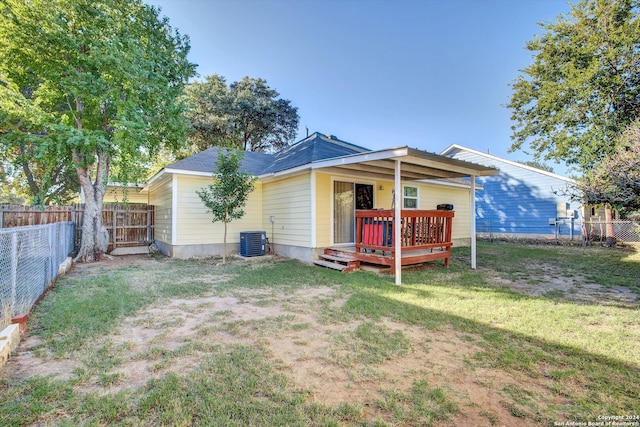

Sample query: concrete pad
[109,246,150,256]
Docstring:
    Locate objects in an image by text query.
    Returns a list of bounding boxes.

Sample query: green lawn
[1,241,638,426]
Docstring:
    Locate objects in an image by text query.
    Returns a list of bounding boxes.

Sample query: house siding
[104,186,148,204]
[315,172,332,248]
[314,175,473,248]
[175,175,263,246]
[419,183,471,242]
[148,174,173,248]
[447,148,580,237]
[262,173,311,248]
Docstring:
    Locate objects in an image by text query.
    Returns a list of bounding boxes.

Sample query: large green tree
[184,74,299,153]
[0,0,196,261]
[507,0,640,170]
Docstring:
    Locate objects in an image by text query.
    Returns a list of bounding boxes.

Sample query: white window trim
[402,184,419,209]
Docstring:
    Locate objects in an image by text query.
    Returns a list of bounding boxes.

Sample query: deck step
[313,260,348,271]
[314,250,360,273]
[319,253,355,263]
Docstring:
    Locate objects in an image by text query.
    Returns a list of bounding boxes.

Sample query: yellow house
[143,133,497,280]
[104,184,148,204]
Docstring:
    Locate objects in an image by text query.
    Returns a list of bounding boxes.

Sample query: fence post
[147,207,152,243]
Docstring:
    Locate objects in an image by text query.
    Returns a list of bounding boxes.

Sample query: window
[403,186,418,209]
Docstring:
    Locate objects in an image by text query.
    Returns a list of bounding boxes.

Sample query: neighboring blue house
[441,144,581,239]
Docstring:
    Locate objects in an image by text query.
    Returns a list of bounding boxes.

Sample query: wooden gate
[98,204,155,252]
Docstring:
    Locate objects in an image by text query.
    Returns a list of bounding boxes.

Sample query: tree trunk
[222,221,227,264]
[604,204,616,247]
[74,149,109,262]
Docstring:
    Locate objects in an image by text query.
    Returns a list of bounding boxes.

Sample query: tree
[1,142,80,205]
[196,147,257,264]
[507,0,640,170]
[184,75,299,153]
[578,123,640,210]
[0,0,196,261]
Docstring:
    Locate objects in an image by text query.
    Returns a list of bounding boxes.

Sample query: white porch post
[470,175,477,269]
[394,160,402,285]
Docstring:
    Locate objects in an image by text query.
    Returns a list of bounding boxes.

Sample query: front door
[333,181,374,244]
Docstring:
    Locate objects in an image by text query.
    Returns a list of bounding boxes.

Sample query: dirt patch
[489,266,639,308]
[65,254,162,279]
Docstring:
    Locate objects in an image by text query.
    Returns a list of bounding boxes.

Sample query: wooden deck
[315,209,454,273]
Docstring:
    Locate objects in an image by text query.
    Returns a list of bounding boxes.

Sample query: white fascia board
[164,168,213,178]
[441,144,577,183]
[145,169,166,187]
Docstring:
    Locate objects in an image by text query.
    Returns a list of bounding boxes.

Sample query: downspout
[394,160,402,285]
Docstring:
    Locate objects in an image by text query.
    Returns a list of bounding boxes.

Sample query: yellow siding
[175,175,263,245]
[147,174,173,245]
[314,172,332,247]
[262,173,311,247]
[375,180,395,209]
[104,185,148,204]
[149,170,474,252]
[313,175,473,247]
[418,183,471,240]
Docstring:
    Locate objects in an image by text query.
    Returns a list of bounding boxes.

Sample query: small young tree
[196,147,257,264]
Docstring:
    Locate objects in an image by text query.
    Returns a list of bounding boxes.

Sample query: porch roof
[260,146,499,181]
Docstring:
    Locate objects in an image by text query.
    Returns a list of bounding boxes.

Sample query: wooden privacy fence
[0,204,155,252]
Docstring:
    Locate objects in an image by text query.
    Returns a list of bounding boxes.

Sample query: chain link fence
[477,219,640,243]
[584,219,640,243]
[0,222,74,327]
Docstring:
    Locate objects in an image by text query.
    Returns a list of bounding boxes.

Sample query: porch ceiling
[312,146,498,181]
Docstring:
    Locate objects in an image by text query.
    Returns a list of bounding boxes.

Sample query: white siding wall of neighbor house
[147,174,173,253]
[262,173,312,260]
[175,175,263,246]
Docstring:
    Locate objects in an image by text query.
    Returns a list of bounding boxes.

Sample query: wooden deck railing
[354,209,454,267]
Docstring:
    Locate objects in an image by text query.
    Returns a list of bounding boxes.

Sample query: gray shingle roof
[264,132,369,174]
[166,132,370,175]
[168,146,275,175]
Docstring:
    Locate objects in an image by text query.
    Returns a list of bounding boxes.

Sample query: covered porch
[316,208,454,273]
[306,146,498,284]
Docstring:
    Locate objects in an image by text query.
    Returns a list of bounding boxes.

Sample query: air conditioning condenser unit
[240,231,266,257]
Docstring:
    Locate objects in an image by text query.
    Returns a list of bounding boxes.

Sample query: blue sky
[147,0,573,174]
